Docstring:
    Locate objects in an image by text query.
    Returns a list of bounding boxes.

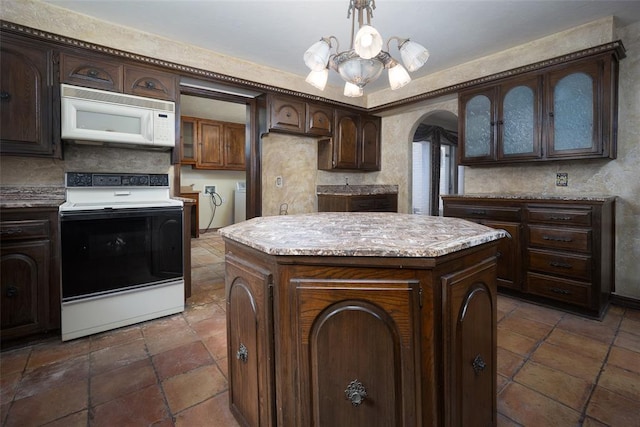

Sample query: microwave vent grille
[61,84,175,113]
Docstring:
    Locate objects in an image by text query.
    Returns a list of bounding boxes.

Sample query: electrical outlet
[204,185,216,194]
[556,173,568,187]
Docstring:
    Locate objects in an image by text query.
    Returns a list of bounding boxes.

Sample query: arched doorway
[411,111,459,216]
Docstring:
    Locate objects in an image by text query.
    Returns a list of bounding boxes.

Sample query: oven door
[60,206,183,302]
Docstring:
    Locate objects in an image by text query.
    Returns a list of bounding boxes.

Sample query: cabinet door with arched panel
[459,87,497,164]
[545,60,603,158]
[498,76,542,161]
[294,278,420,427]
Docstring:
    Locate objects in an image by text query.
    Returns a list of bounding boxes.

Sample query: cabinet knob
[344,380,367,407]
[5,285,18,298]
[145,80,156,89]
[87,69,99,78]
[472,354,487,375]
[0,91,11,101]
[236,343,248,363]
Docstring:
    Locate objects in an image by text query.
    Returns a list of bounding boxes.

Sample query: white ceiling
[42,0,640,94]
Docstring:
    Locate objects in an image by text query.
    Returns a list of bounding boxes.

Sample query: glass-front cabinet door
[545,61,600,158]
[498,76,541,160]
[460,88,496,164]
[180,116,197,165]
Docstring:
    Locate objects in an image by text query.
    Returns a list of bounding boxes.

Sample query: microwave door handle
[147,114,154,143]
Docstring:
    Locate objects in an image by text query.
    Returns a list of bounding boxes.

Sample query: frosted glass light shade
[344,82,364,97]
[354,25,383,59]
[304,39,331,71]
[399,40,430,72]
[388,62,411,90]
[305,69,328,90]
[335,52,384,87]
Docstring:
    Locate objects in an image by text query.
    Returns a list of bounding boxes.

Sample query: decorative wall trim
[0,20,362,111]
[0,20,625,115]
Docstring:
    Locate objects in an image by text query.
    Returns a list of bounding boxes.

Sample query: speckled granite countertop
[0,187,66,208]
[220,212,505,257]
[441,193,616,202]
[317,185,398,196]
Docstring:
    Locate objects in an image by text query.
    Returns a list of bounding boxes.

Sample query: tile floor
[1,231,639,426]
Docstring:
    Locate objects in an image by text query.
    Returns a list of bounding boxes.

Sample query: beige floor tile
[557,314,617,345]
[174,392,240,427]
[497,315,554,341]
[607,345,640,375]
[90,384,170,427]
[152,340,214,380]
[597,364,640,402]
[586,386,640,427]
[615,330,640,353]
[619,317,640,337]
[510,302,566,326]
[497,327,539,357]
[90,338,148,375]
[530,342,603,382]
[514,361,592,411]
[162,364,228,413]
[544,327,610,362]
[497,347,525,378]
[497,382,581,426]
[91,358,156,406]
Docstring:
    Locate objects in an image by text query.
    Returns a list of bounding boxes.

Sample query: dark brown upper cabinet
[459,52,619,165]
[0,34,60,158]
[318,110,381,171]
[268,94,332,137]
[60,52,177,101]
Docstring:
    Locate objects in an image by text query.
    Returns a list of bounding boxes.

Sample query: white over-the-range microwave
[60,84,176,150]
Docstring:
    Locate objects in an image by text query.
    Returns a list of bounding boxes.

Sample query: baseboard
[610,294,640,311]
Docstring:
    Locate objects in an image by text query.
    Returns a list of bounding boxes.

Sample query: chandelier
[303,0,430,97]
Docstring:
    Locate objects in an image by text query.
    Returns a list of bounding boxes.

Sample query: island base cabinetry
[224,240,499,426]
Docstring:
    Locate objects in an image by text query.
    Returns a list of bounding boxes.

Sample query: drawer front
[527,207,592,226]
[528,249,592,281]
[527,272,590,307]
[0,220,49,241]
[444,204,521,222]
[528,225,591,253]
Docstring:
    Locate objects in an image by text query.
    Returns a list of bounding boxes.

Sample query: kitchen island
[220,212,506,427]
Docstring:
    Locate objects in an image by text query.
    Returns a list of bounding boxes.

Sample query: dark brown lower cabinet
[1,207,60,345]
[224,239,499,426]
[443,195,615,318]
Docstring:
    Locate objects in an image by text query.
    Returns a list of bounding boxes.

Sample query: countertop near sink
[441,193,616,202]
[316,184,398,196]
[0,186,66,209]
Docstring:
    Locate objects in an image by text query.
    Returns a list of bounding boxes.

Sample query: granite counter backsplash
[317,184,399,196]
[0,186,66,208]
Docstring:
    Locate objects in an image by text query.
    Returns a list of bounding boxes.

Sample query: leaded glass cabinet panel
[460,88,495,163]
[546,61,601,158]
[498,76,541,160]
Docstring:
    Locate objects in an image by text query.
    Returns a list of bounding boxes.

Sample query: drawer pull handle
[472,354,487,375]
[236,343,248,363]
[550,287,572,295]
[542,235,572,242]
[549,216,573,221]
[550,261,572,269]
[468,209,486,215]
[345,380,367,407]
[1,227,23,236]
